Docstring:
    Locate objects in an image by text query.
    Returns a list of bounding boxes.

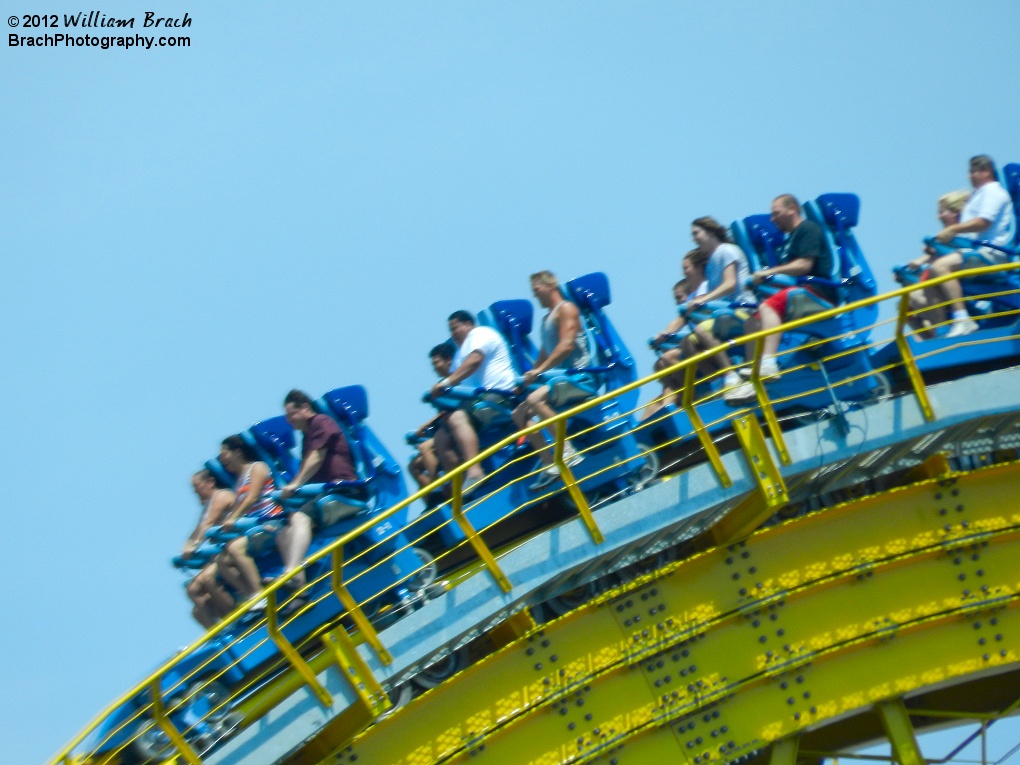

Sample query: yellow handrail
[50,260,1020,764]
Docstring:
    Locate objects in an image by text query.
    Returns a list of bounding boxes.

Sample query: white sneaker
[529,465,561,491]
[561,445,584,468]
[723,382,757,406]
[529,449,584,491]
[737,357,779,380]
[945,318,979,338]
[759,356,780,380]
[722,371,742,389]
[462,474,484,494]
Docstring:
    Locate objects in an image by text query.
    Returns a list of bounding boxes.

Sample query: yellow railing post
[321,628,391,717]
[554,419,604,544]
[682,363,732,487]
[749,336,791,464]
[895,293,936,421]
[450,472,513,592]
[149,678,202,765]
[265,589,334,708]
[331,547,393,664]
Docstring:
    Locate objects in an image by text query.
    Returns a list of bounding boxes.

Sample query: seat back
[563,272,638,411]
[317,385,408,506]
[805,193,880,336]
[203,457,236,490]
[1004,163,1020,247]
[317,386,373,482]
[731,214,784,272]
[486,299,538,375]
[244,415,298,486]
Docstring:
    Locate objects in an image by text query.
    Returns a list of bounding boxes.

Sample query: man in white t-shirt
[927,155,1017,338]
[430,310,516,490]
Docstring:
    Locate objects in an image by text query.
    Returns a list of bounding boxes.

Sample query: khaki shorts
[296,488,370,529]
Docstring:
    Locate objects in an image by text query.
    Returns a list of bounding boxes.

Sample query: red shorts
[760,286,827,321]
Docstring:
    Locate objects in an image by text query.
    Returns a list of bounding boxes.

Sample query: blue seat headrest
[248,415,296,457]
[321,385,369,424]
[565,272,611,311]
[476,308,495,328]
[1004,163,1020,212]
[489,299,534,336]
[743,214,783,256]
[816,193,860,230]
[204,458,235,489]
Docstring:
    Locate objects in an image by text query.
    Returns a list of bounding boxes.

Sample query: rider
[182,469,236,628]
[512,271,592,491]
[641,249,709,421]
[724,194,834,405]
[431,310,516,493]
[215,435,286,608]
[277,390,361,591]
[674,216,754,391]
[907,155,1016,338]
[902,189,970,337]
[409,342,455,489]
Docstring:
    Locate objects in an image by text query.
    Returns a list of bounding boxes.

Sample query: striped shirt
[234,463,282,521]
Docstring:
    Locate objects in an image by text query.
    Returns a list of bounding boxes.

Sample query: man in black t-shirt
[725,194,836,404]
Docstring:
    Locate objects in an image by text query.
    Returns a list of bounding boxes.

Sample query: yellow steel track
[319,460,1020,765]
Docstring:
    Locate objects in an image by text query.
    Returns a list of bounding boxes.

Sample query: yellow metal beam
[712,415,789,544]
[451,472,513,593]
[556,419,604,545]
[149,680,201,765]
[876,699,925,765]
[771,736,800,765]
[321,628,391,717]
[266,590,333,709]
[895,294,935,422]
[331,547,392,665]
[684,362,732,488]
[329,461,1020,765]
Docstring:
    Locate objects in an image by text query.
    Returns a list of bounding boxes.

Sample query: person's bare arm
[281,449,325,498]
[225,462,271,525]
[183,490,235,555]
[654,315,687,343]
[689,263,738,306]
[751,257,814,284]
[431,351,483,396]
[935,217,992,243]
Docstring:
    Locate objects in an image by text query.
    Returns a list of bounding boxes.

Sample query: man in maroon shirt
[276,389,361,590]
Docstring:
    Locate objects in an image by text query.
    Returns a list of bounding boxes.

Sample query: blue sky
[3,2,1019,763]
